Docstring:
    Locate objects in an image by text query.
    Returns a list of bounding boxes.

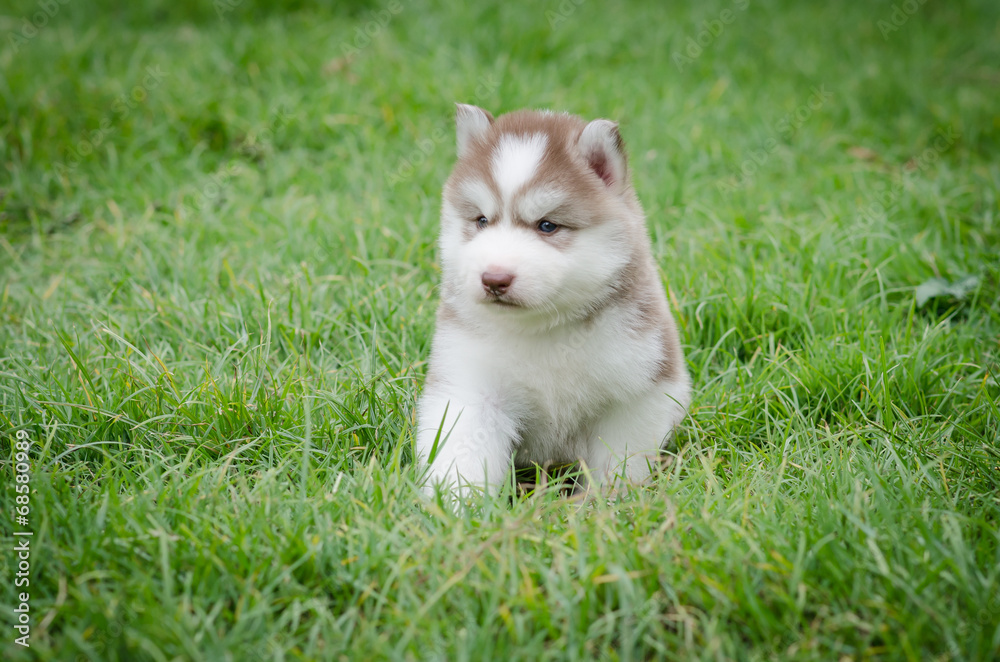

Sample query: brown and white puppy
[417,105,690,495]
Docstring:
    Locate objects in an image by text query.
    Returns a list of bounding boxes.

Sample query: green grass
[1,0,999,659]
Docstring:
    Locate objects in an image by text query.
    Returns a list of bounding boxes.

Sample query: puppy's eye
[475,215,489,229]
[537,219,559,234]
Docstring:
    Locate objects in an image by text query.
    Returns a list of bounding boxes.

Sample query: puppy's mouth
[482,294,524,309]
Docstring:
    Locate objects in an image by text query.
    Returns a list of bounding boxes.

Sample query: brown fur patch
[445,110,629,230]
[655,323,683,383]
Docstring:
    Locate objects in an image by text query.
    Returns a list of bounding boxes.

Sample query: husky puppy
[417,104,691,495]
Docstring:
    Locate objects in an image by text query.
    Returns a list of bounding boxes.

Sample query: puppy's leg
[585,379,690,489]
[416,389,517,495]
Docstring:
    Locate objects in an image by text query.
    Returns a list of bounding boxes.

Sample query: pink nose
[481,271,515,295]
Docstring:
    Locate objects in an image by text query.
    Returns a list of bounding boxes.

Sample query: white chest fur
[429,306,664,466]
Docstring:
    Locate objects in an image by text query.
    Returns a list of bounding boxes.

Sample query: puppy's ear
[455,104,494,159]
[577,119,627,192]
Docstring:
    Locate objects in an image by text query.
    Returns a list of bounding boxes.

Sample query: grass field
[2,0,999,659]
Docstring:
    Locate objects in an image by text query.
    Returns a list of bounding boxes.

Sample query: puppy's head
[439,105,644,327]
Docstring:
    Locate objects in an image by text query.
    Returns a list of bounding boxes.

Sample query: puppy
[417,105,691,495]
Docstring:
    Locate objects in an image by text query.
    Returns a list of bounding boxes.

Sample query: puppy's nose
[481,271,515,295]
